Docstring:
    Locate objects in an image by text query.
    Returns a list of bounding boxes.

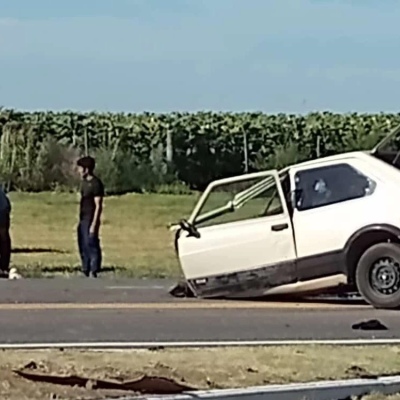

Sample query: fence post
[316,136,321,158]
[243,129,249,173]
[166,130,173,164]
[84,127,89,156]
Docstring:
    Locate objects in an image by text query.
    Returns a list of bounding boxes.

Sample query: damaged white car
[171,126,400,310]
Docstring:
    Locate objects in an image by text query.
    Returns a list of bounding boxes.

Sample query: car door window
[195,175,285,228]
[294,163,376,211]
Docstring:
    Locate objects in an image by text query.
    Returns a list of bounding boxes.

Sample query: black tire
[356,242,400,309]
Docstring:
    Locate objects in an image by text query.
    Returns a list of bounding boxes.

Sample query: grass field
[4,345,400,399]
[9,192,198,278]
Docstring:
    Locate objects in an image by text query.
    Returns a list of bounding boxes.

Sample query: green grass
[9,192,198,278]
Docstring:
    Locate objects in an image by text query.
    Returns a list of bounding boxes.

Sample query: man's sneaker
[8,268,21,280]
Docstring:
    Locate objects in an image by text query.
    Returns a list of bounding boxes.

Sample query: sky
[1,0,400,113]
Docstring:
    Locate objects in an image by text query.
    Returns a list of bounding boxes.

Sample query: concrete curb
[122,375,400,400]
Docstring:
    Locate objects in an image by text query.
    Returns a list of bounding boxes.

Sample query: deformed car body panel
[177,170,299,298]
[173,125,400,300]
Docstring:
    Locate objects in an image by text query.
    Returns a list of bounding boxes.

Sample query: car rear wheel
[356,242,400,309]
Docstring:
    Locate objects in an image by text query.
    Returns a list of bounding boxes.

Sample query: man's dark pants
[0,213,11,274]
[77,219,102,276]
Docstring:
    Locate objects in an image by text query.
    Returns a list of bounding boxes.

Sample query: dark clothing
[77,219,102,276]
[0,189,11,227]
[79,176,104,222]
[78,175,104,276]
[0,189,11,274]
[0,213,10,273]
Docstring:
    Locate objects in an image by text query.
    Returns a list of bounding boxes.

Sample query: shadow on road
[200,294,368,306]
[11,247,67,254]
[168,282,367,306]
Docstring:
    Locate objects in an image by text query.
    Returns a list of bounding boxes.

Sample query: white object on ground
[8,268,21,280]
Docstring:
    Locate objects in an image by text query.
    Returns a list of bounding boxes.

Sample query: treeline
[0,109,398,194]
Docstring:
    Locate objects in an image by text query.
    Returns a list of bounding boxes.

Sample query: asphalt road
[0,277,177,304]
[0,278,399,343]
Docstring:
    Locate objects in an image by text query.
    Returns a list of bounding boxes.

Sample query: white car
[172,125,400,309]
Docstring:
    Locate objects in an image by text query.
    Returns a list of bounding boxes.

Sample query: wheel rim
[370,257,400,296]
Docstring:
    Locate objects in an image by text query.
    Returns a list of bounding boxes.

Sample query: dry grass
[2,345,400,400]
[8,192,197,277]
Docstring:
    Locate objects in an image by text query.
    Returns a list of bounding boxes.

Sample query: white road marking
[0,301,368,310]
[1,339,400,350]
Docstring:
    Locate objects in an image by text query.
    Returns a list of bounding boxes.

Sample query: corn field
[0,108,399,193]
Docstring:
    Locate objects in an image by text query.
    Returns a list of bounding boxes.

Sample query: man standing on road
[76,156,104,278]
[0,185,12,278]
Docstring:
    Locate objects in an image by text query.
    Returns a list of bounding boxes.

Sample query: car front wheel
[356,242,400,309]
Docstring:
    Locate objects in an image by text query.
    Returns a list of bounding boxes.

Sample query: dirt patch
[2,345,400,399]
[361,394,400,400]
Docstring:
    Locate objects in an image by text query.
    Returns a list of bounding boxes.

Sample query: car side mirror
[179,219,201,239]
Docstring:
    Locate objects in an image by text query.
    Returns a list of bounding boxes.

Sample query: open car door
[371,124,400,169]
[175,170,298,298]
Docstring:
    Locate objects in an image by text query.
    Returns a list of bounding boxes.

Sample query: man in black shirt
[76,156,104,277]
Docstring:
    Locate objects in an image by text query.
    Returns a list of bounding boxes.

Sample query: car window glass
[294,163,376,211]
[195,175,284,228]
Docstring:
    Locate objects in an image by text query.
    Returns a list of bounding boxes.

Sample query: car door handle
[271,223,289,232]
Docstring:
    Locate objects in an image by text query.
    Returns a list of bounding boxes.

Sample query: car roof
[277,151,371,174]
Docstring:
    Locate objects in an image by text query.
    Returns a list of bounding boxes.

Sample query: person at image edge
[76,156,104,278]
[0,185,12,278]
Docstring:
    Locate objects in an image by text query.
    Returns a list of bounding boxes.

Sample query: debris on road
[352,319,388,331]
[169,281,194,298]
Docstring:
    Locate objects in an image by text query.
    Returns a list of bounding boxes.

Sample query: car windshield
[371,124,400,170]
